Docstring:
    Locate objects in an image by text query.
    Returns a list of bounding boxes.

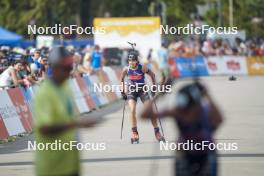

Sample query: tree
[204,0,264,38]
[0,0,80,35]
[0,0,262,38]
[162,0,203,26]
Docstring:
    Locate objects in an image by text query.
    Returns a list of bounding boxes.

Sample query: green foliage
[204,0,264,37]
[0,0,262,38]
[163,0,201,26]
[99,0,150,17]
[0,0,80,35]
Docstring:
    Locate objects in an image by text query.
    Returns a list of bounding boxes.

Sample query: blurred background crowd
[0,44,104,89]
[1,36,264,89]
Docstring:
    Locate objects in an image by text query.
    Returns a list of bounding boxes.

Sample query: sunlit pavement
[0,76,264,176]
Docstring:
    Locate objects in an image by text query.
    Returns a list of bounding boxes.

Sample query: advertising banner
[75,76,96,110]
[103,67,122,98]
[175,56,209,77]
[96,70,117,102]
[68,78,90,113]
[0,116,9,139]
[222,56,248,75]
[205,56,225,75]
[82,76,102,107]
[94,17,161,58]
[246,57,264,75]
[168,57,180,77]
[88,75,109,105]
[7,88,33,132]
[0,91,25,136]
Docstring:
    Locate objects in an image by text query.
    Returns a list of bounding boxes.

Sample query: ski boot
[154,128,165,142]
[131,127,139,144]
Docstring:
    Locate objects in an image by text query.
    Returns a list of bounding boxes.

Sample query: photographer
[141,82,223,176]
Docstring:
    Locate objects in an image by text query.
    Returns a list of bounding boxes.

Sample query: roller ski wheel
[131,131,139,144]
[155,131,165,143]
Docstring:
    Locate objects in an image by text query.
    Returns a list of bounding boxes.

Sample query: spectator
[157,43,169,85]
[147,48,153,62]
[222,41,233,55]
[18,61,37,88]
[39,57,52,81]
[82,50,92,71]
[90,45,104,73]
[71,53,92,77]
[0,60,24,89]
[0,54,8,73]
[201,40,215,56]
[260,39,264,50]
[235,38,247,55]
[28,49,42,75]
[18,60,31,78]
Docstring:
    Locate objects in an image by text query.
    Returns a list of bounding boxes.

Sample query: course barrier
[1,57,264,140]
[0,67,122,140]
[171,56,264,77]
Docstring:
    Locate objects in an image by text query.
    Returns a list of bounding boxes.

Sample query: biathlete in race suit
[120,51,165,143]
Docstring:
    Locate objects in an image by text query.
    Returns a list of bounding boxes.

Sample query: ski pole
[153,98,165,137]
[120,100,126,139]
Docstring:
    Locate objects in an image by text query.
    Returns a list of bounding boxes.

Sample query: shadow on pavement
[0,153,264,166]
[0,100,123,155]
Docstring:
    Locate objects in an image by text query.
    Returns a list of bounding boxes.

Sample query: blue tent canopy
[0,27,23,46]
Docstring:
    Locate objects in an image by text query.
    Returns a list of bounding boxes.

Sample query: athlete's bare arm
[10,68,24,86]
[120,67,128,93]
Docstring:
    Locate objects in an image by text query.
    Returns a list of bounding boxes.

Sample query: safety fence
[169,56,264,77]
[0,66,122,140]
[1,56,264,140]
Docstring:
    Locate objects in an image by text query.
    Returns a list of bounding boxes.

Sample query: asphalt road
[0,76,264,176]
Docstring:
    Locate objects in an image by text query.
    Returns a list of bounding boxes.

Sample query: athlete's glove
[121,92,127,100]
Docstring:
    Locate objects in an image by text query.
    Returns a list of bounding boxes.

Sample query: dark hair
[35,49,41,54]
[11,60,22,66]
[21,60,29,66]
[95,45,100,50]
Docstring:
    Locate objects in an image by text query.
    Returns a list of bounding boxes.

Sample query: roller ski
[155,128,165,142]
[131,128,139,144]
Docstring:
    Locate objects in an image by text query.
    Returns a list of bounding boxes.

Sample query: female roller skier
[120,51,165,144]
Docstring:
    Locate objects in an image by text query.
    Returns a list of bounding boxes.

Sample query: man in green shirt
[33,46,98,176]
